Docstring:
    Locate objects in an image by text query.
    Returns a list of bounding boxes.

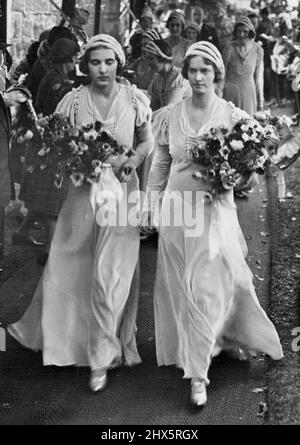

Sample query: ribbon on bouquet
[89,164,124,227]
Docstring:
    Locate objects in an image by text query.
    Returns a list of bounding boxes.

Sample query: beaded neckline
[88,83,121,139]
[184,97,220,158]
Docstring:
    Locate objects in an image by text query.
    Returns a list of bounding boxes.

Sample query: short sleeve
[129,85,152,127]
[152,106,170,145]
[55,88,78,124]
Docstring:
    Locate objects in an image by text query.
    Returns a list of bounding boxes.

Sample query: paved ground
[0,176,276,425]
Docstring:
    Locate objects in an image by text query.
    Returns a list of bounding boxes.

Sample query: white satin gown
[146,97,283,384]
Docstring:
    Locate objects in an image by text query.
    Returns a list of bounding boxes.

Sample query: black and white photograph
[0,0,299,430]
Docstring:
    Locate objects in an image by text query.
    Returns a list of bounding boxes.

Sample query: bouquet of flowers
[186,117,272,197]
[253,109,300,170]
[27,113,134,188]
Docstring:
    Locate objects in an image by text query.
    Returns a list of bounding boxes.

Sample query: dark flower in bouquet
[186,118,272,197]
[227,118,270,175]
[31,113,134,188]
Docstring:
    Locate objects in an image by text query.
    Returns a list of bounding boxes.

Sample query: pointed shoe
[89,371,107,393]
[191,379,207,407]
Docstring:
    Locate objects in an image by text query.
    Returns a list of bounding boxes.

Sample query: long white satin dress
[8,84,153,370]
[146,96,283,384]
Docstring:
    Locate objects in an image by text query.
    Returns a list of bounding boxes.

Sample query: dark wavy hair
[182,55,222,83]
[79,45,123,77]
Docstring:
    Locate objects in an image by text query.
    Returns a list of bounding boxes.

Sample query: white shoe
[191,379,207,406]
[89,370,107,393]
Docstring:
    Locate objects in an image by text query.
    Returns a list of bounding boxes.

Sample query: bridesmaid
[8,35,154,392]
[142,41,283,406]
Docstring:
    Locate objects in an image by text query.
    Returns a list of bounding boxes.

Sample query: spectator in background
[223,17,264,115]
[145,38,190,110]
[271,26,290,106]
[256,7,276,104]
[35,38,79,115]
[190,5,220,49]
[128,30,161,91]
[27,26,78,101]
[164,10,192,68]
[0,42,27,260]
[278,8,293,36]
[184,22,200,44]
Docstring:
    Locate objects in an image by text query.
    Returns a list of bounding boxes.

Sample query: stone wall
[8,0,60,63]
[8,0,95,65]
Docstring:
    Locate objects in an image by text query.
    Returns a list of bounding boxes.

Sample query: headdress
[167,10,185,28]
[84,34,126,66]
[234,17,256,38]
[184,41,225,80]
[184,22,201,34]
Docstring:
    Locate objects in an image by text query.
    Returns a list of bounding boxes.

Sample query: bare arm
[130,122,154,169]
[254,46,264,111]
[119,122,154,182]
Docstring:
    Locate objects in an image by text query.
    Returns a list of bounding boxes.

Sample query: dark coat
[35,68,73,116]
[0,94,12,208]
[26,59,46,102]
[198,23,220,50]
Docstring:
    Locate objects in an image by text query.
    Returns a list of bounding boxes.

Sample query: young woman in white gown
[142,41,283,406]
[8,35,154,392]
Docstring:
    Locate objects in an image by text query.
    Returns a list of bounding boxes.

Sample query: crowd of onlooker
[125,0,300,119]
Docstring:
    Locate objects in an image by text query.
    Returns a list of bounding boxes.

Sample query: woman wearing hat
[128,30,162,91]
[27,26,78,101]
[35,38,79,115]
[8,34,154,393]
[13,38,80,260]
[222,17,264,115]
[142,41,282,406]
[184,22,201,44]
[145,38,191,110]
[164,10,192,68]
